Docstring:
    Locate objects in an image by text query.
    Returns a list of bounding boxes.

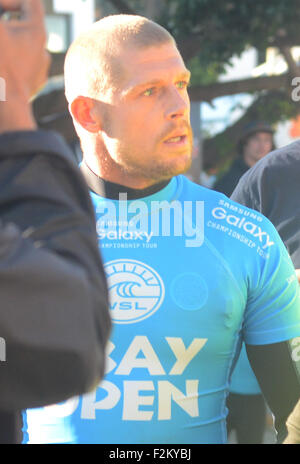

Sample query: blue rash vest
[23,175,300,444]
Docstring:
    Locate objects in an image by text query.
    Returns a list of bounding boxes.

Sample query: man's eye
[176,81,189,89]
[143,88,155,97]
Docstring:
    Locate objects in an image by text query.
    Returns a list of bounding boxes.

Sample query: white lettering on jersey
[212,207,274,249]
[122,381,155,420]
[115,336,165,375]
[81,381,121,419]
[158,380,199,420]
[38,336,207,422]
[105,341,117,374]
[166,337,207,375]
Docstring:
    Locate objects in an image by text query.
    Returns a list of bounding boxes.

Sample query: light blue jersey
[23,176,300,444]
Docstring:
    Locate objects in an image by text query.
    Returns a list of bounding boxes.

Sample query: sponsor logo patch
[105,259,165,324]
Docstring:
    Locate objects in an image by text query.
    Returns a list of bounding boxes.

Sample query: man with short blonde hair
[64,15,175,107]
[64,14,192,189]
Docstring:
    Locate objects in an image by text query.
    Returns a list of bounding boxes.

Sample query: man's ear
[70,96,101,133]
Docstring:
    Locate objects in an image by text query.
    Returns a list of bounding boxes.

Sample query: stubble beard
[117,125,193,183]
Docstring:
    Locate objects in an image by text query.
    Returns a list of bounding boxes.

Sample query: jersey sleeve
[243,215,300,345]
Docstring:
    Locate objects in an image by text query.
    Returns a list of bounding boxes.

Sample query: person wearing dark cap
[213,121,275,197]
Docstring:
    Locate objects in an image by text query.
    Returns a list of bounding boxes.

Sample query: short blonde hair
[64,14,175,103]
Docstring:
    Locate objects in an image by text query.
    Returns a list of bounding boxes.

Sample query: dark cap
[238,121,274,153]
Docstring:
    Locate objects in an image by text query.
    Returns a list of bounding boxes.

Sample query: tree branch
[278,45,300,79]
[188,73,291,102]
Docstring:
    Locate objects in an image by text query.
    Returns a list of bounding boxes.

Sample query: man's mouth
[164,135,187,144]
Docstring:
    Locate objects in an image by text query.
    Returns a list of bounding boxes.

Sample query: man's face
[96,41,193,185]
[243,131,273,167]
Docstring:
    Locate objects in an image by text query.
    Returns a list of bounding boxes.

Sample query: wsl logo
[105,259,165,324]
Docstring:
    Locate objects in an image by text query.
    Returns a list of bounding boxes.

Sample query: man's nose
[165,87,190,120]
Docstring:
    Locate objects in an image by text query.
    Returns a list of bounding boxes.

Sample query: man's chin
[153,159,192,180]
[122,152,192,184]
[171,155,192,176]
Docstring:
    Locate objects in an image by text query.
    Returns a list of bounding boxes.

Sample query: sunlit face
[96,41,193,184]
[243,132,273,167]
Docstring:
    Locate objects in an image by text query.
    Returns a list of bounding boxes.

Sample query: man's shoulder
[177,175,235,208]
[177,175,270,224]
[177,174,224,199]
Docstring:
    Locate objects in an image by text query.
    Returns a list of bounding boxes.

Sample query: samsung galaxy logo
[98,230,153,242]
[212,207,275,249]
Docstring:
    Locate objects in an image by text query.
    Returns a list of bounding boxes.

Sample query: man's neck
[80,160,171,200]
[83,150,167,190]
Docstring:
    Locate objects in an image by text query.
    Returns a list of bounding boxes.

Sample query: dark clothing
[0,130,110,443]
[80,160,171,200]
[231,139,300,443]
[0,410,22,444]
[227,393,267,444]
[231,140,300,269]
[213,157,249,197]
[226,340,300,444]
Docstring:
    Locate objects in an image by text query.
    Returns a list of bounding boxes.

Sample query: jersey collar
[80,160,172,200]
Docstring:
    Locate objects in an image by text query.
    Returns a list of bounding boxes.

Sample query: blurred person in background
[214,121,275,197]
